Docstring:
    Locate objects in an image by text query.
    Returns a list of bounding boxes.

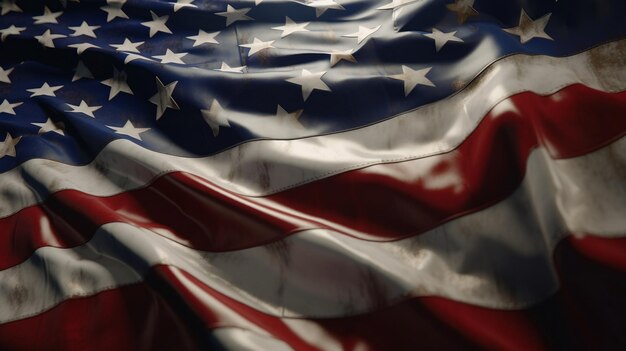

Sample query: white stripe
[0,40,624,218]
[1,137,624,323]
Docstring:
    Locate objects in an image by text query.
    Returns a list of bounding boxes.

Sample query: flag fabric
[0,0,625,349]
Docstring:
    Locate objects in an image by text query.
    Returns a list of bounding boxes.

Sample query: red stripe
[268,83,626,240]
[0,283,200,351]
[1,234,624,350]
[0,84,624,270]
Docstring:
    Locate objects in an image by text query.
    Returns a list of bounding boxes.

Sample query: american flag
[0,0,625,349]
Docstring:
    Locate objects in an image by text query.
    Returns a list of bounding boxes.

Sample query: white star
[275,105,303,128]
[141,10,171,37]
[216,5,252,26]
[0,99,21,115]
[27,82,63,97]
[272,17,310,38]
[0,65,13,83]
[329,49,356,67]
[67,100,101,117]
[69,21,100,38]
[286,69,331,101]
[377,0,417,10]
[33,6,62,24]
[343,25,381,44]
[101,68,133,100]
[201,100,230,137]
[389,65,435,96]
[424,28,463,52]
[391,7,404,22]
[72,60,93,81]
[186,29,219,47]
[110,38,144,53]
[239,38,274,57]
[503,9,553,44]
[0,0,21,15]
[173,0,196,12]
[306,0,345,17]
[123,53,153,64]
[0,25,25,41]
[34,29,66,48]
[100,1,128,22]
[215,62,245,73]
[153,49,187,64]
[149,77,179,119]
[0,133,20,158]
[32,118,65,136]
[107,120,149,140]
[68,42,99,54]
[447,0,478,24]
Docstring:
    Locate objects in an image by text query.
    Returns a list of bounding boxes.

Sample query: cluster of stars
[0,0,557,158]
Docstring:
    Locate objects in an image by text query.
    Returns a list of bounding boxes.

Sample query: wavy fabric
[0,137,625,325]
[0,0,625,350]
